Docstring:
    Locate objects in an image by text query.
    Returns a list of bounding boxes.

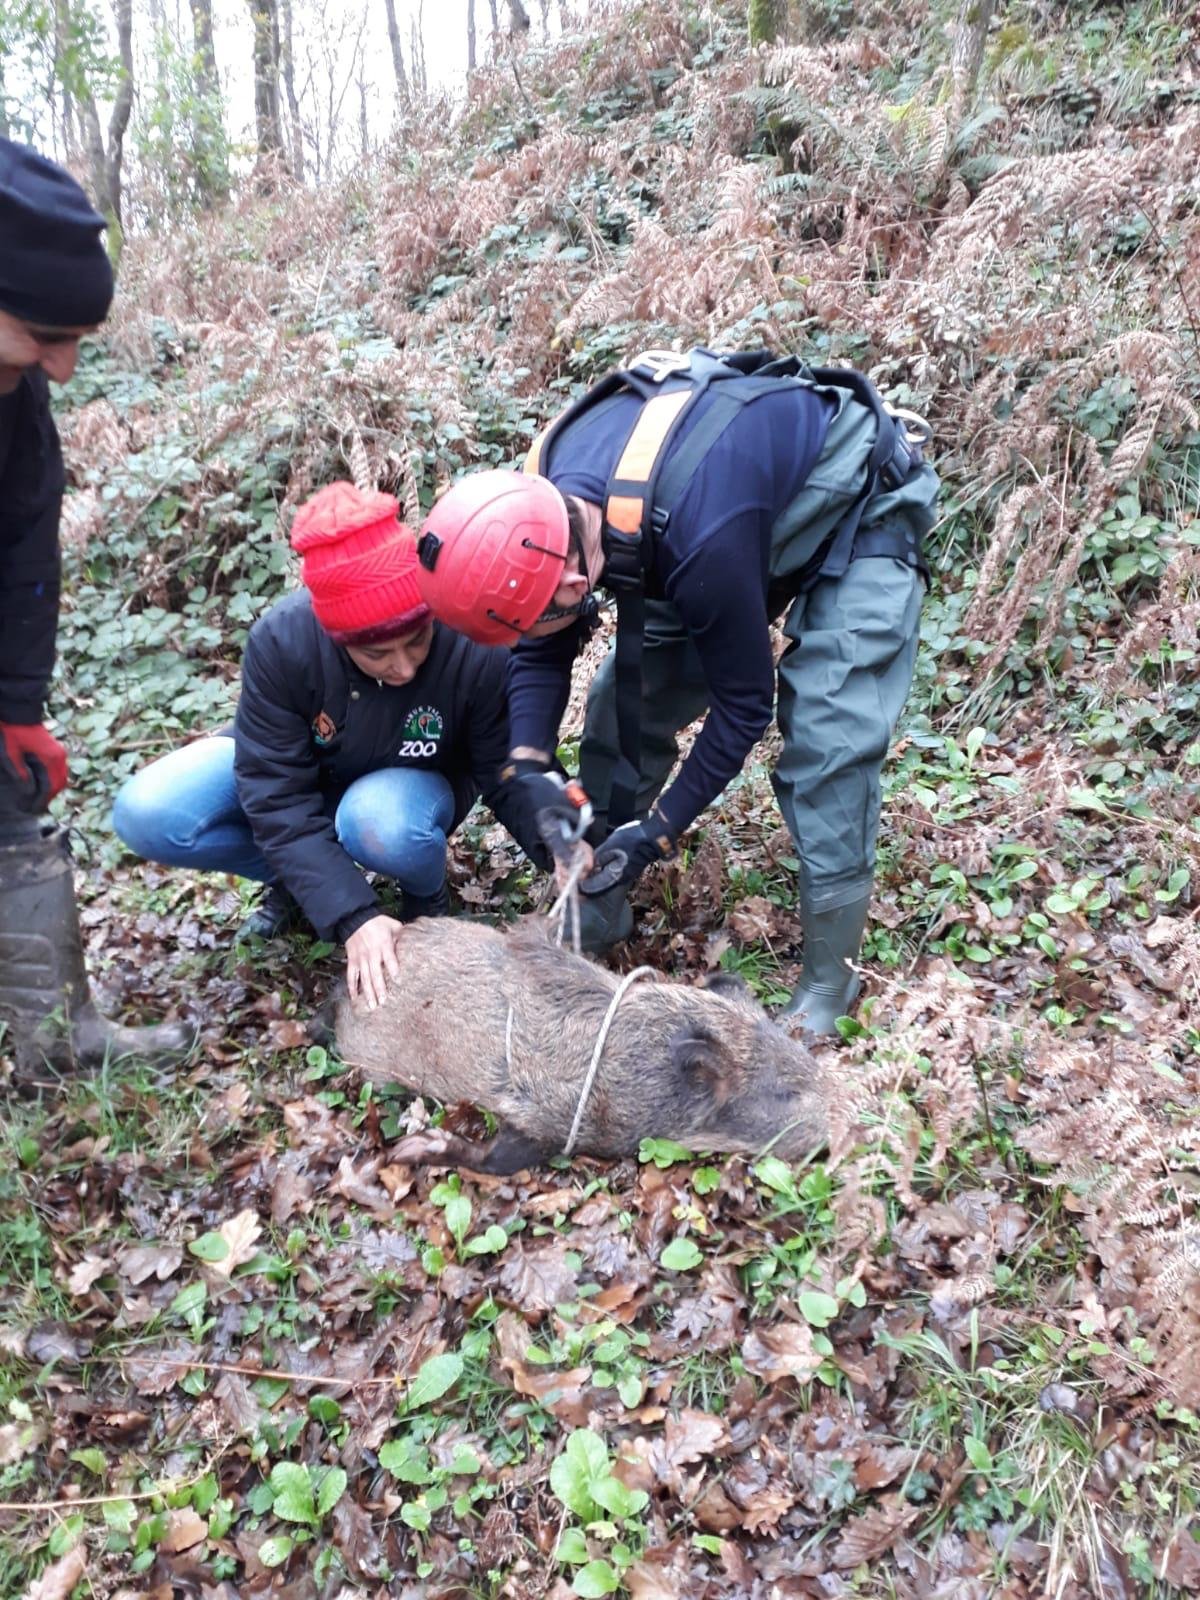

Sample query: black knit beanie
[0,137,114,329]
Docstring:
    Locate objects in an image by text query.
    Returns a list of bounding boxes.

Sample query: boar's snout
[668,1008,828,1160]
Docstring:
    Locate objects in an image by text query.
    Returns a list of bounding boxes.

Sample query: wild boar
[333,917,827,1173]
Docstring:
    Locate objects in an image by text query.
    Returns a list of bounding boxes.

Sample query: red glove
[0,722,68,809]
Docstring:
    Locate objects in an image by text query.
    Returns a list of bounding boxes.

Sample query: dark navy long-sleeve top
[507,384,834,836]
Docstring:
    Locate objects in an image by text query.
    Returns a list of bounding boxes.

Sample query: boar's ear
[670,1025,738,1107]
[698,970,764,1016]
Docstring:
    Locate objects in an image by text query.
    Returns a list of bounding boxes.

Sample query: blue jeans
[112,736,455,897]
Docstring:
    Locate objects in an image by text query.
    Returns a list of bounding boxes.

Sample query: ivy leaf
[379,1439,433,1484]
[797,1290,840,1329]
[660,1236,702,1271]
[638,1137,694,1167]
[464,1224,508,1256]
[258,1534,294,1568]
[964,1435,992,1471]
[48,1513,85,1556]
[574,1559,621,1596]
[556,1525,590,1564]
[443,1192,472,1247]
[405,1351,464,1410]
[315,1465,347,1517]
[69,1446,107,1477]
[592,1475,648,1519]
[754,1156,797,1196]
[269,1461,316,1524]
[188,1232,230,1264]
[550,1428,610,1519]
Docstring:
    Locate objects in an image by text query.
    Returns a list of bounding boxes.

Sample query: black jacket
[0,370,64,723]
[233,591,545,940]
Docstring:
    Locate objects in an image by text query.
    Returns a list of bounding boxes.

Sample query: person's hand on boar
[345,914,407,1010]
[583,810,678,894]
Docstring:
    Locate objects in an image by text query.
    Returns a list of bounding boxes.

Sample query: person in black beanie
[0,137,191,1076]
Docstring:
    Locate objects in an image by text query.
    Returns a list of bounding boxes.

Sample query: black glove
[580,810,678,895]
[500,756,593,866]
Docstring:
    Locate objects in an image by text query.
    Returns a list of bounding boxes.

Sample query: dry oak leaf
[626,1553,692,1599]
[208,1209,263,1278]
[118,1243,184,1286]
[497,1242,580,1315]
[742,1321,822,1384]
[648,1408,729,1490]
[1160,1520,1200,1591]
[727,894,789,945]
[66,1254,110,1296]
[22,1548,86,1600]
[161,1507,208,1553]
[0,1418,46,1465]
[268,1017,309,1050]
[830,1494,918,1568]
[494,1310,591,1425]
[215,1371,262,1434]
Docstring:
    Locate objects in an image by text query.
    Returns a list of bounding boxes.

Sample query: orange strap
[526,384,696,535]
[605,388,694,534]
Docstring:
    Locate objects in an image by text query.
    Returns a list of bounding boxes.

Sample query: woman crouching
[112,483,545,1007]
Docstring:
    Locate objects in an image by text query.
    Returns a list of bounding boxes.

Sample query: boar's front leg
[390,1124,553,1176]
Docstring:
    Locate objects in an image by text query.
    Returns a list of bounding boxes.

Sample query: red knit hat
[290,482,432,644]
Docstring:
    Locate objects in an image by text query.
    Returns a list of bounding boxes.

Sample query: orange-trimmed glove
[0,721,67,811]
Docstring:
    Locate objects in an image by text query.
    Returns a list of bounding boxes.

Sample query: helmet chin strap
[535,590,599,627]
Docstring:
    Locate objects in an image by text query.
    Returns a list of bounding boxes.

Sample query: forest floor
[3,1,1200,1597]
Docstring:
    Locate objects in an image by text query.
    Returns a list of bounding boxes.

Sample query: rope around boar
[542,837,658,1157]
[564,964,658,1156]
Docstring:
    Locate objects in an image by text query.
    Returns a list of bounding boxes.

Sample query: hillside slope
[3,1,1200,1596]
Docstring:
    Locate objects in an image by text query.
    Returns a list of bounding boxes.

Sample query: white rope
[545,840,589,956]
[563,965,657,1157]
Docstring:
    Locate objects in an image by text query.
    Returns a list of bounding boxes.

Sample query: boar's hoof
[390,1125,552,1176]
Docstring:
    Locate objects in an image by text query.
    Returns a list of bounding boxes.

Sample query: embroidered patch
[312,711,338,746]
[399,705,444,759]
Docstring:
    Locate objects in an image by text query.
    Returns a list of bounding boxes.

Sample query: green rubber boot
[0,820,195,1077]
[780,889,870,1038]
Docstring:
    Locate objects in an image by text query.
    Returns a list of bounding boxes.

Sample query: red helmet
[416,470,570,646]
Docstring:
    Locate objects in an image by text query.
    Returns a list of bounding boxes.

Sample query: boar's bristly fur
[333,917,828,1173]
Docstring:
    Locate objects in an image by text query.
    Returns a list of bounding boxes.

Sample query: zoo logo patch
[312,711,338,746]
[400,705,444,759]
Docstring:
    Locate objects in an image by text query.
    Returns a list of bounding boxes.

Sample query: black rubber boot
[576,881,634,956]
[779,887,871,1038]
[0,818,195,1076]
[237,884,303,941]
[401,882,451,922]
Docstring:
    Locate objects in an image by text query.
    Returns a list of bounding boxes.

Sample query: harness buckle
[628,349,693,385]
[603,526,645,591]
[883,404,933,445]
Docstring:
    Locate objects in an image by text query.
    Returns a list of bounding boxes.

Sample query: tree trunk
[53,0,77,156]
[486,0,499,35]
[247,0,284,159]
[410,0,427,95]
[382,0,411,104]
[76,0,134,254]
[467,0,476,70]
[189,0,229,204]
[949,0,997,136]
[506,0,530,32]
[747,0,785,46]
[278,0,304,178]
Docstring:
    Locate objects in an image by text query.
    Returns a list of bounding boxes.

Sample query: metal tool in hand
[535,775,594,865]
